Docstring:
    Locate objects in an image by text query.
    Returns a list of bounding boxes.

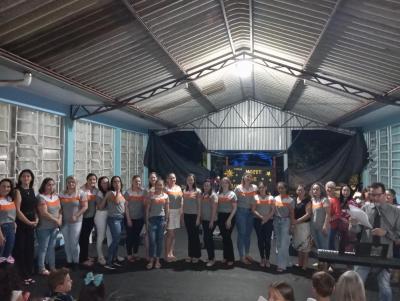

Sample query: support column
[64,118,75,179]
[114,128,121,176]
[143,134,149,187]
[206,152,212,170]
[283,152,289,183]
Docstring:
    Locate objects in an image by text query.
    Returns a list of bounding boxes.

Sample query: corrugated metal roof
[292,85,371,123]
[0,0,399,129]
[314,0,400,93]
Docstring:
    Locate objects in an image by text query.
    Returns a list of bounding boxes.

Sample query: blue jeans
[107,216,124,265]
[355,266,392,301]
[236,207,254,258]
[148,216,165,258]
[329,228,337,250]
[37,227,58,271]
[61,222,82,264]
[311,223,329,250]
[273,216,291,270]
[0,222,16,258]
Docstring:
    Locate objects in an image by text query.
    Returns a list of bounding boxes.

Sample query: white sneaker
[98,257,106,265]
[104,264,116,270]
[206,260,215,267]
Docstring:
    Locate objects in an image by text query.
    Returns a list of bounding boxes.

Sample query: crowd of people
[0,169,399,301]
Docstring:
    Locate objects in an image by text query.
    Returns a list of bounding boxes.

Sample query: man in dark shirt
[350,182,400,301]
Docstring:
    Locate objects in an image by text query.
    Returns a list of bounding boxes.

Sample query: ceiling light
[235,60,253,78]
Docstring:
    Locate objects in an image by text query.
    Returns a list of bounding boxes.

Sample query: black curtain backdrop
[288,131,368,188]
[144,132,210,185]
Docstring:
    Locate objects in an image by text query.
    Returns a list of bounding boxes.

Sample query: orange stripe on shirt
[218,196,234,203]
[153,197,167,205]
[127,195,144,202]
[312,202,324,209]
[166,190,182,196]
[274,201,291,207]
[257,199,274,205]
[45,200,60,207]
[237,191,257,197]
[60,197,80,203]
[0,203,16,211]
[86,194,96,201]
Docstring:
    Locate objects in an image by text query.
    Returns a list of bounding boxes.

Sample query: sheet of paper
[348,205,373,229]
[257,296,268,301]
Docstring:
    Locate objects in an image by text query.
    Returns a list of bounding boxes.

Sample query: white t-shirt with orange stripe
[252,194,274,216]
[311,197,330,229]
[234,184,257,209]
[37,194,61,229]
[59,191,86,224]
[274,195,294,218]
[0,195,16,224]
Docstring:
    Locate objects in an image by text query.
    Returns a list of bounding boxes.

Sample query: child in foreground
[307,271,335,301]
[48,268,74,301]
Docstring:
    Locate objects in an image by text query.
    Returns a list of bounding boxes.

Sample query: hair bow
[84,272,103,287]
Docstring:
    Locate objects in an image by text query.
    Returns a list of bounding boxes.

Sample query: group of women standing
[1,169,397,280]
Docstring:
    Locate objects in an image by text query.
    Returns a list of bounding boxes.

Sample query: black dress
[13,187,37,278]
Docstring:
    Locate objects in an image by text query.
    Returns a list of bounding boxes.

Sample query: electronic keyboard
[317,249,400,269]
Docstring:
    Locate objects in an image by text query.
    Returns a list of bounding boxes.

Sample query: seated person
[267,281,295,301]
[308,271,335,301]
[48,268,74,301]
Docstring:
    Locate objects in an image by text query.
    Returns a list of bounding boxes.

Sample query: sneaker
[113,261,123,267]
[6,256,15,264]
[206,260,215,267]
[98,257,106,266]
[116,256,125,263]
[0,257,6,264]
[104,264,116,270]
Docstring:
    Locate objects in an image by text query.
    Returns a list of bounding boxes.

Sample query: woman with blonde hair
[164,173,183,262]
[59,176,88,268]
[335,270,366,301]
[234,172,257,264]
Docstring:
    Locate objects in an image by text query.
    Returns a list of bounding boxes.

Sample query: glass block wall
[121,130,146,188]
[0,101,148,193]
[0,103,64,191]
[364,123,400,195]
[74,120,114,186]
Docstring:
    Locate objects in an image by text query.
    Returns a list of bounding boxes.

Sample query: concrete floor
[29,228,399,300]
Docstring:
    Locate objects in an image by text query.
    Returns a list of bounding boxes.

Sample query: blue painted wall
[0,86,149,180]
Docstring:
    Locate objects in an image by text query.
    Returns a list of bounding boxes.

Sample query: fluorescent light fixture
[235,60,252,78]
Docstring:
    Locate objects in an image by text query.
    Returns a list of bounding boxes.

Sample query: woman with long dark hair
[200,179,218,267]
[124,175,145,262]
[217,177,237,266]
[310,182,330,252]
[0,179,17,265]
[104,176,126,270]
[146,179,169,269]
[182,174,202,263]
[13,169,38,284]
[292,184,312,270]
[94,176,111,266]
[251,181,274,268]
[37,178,62,275]
[79,173,98,266]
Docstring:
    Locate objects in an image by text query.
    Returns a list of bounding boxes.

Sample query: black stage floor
[30,229,399,300]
